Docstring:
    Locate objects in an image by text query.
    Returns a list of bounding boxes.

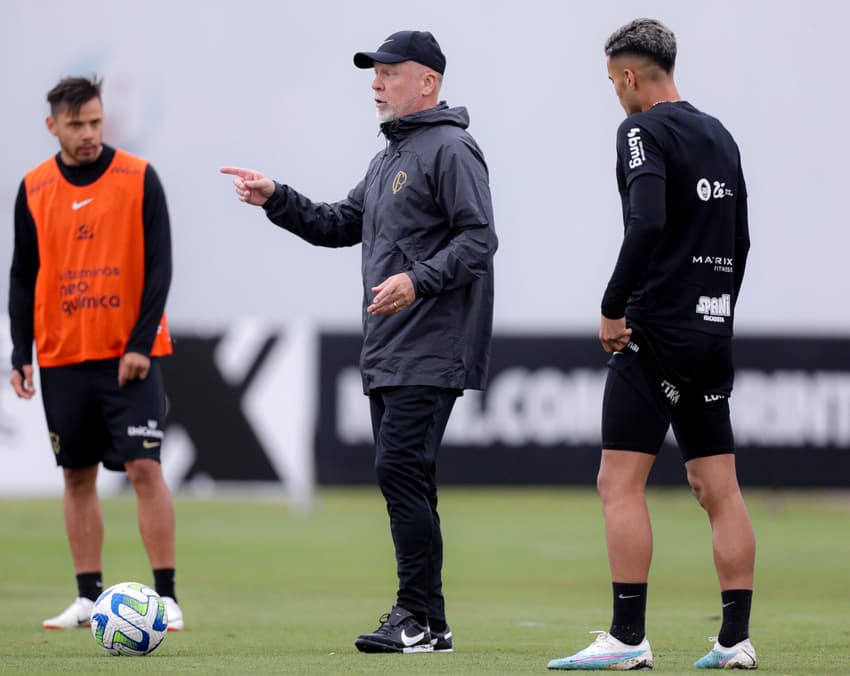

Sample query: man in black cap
[221,30,497,654]
[353,30,447,123]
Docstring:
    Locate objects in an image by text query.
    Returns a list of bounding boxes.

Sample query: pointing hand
[220,166,276,206]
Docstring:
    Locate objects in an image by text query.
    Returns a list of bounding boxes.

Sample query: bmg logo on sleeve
[627,127,645,169]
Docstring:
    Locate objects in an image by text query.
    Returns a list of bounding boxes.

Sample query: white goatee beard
[376,107,396,123]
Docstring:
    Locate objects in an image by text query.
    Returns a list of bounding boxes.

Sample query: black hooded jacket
[262,103,497,392]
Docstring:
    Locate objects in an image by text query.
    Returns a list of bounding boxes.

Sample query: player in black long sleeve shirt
[601,103,749,337]
[549,18,757,672]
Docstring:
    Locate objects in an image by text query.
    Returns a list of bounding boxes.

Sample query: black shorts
[40,358,167,471]
[601,324,735,461]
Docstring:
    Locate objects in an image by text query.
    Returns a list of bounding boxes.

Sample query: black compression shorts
[40,358,167,471]
[601,325,735,461]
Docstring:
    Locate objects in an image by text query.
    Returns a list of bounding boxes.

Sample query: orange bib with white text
[24,149,172,367]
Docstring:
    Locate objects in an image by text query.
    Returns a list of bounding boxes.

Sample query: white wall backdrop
[1,0,848,335]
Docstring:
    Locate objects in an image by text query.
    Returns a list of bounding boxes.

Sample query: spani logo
[695,294,732,324]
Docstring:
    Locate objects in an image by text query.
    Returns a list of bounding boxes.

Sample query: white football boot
[548,630,654,670]
[42,597,94,629]
[694,637,758,669]
[162,596,184,631]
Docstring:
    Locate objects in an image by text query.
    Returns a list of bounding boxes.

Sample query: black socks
[608,583,751,648]
[76,570,178,603]
[76,571,103,602]
[153,568,176,602]
[717,589,752,647]
[609,582,647,646]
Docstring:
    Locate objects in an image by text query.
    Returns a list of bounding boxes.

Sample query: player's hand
[10,365,35,399]
[599,315,632,353]
[118,352,150,387]
[220,166,275,206]
[368,273,416,316]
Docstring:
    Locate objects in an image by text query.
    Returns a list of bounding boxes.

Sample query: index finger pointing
[220,166,254,178]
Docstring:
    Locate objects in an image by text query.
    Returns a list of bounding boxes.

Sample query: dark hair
[46,75,103,116]
[604,18,677,73]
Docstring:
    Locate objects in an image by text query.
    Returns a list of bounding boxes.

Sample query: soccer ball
[90,582,168,656]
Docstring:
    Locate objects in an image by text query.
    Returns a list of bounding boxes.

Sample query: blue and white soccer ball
[90,582,168,656]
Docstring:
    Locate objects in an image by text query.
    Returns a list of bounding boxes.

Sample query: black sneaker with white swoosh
[354,605,433,653]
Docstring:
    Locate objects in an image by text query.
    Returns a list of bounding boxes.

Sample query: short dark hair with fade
[46,75,103,116]
[604,18,677,73]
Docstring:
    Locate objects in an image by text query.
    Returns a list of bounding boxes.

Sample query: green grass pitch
[1,487,848,673]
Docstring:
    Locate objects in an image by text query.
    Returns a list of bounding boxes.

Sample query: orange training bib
[24,149,172,367]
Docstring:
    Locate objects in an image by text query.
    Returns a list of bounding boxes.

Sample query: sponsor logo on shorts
[142,440,161,449]
[696,294,731,323]
[49,432,61,455]
[127,419,164,440]
[660,379,680,406]
[705,393,728,403]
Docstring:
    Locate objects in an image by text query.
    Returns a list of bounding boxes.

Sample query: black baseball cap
[353,30,446,74]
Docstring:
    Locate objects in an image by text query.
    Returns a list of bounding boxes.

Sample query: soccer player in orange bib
[8,75,184,631]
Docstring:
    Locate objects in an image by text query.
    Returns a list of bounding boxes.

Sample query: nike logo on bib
[72,198,94,211]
